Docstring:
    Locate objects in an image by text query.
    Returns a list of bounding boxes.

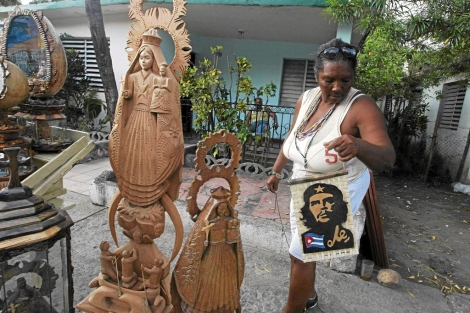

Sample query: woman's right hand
[266,175,280,193]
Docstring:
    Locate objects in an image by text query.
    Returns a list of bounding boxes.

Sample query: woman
[266,38,395,312]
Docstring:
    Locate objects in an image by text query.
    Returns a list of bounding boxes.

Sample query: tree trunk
[85,0,118,128]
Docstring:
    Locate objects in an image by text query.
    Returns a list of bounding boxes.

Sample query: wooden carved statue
[172,130,245,313]
[77,0,191,312]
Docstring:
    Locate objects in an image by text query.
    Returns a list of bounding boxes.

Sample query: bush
[55,49,108,132]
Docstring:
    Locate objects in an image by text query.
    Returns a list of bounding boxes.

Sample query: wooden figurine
[77,0,191,312]
[172,130,245,313]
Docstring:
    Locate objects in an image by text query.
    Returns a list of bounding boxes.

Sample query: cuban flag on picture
[304,233,325,249]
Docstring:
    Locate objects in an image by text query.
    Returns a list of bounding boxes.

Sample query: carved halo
[126,0,192,81]
[0,57,9,100]
[186,130,242,220]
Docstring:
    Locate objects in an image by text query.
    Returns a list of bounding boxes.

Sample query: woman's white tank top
[283,87,367,183]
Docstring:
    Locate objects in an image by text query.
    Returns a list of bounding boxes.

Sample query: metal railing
[180,101,295,166]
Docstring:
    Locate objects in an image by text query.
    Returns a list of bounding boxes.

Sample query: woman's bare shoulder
[350,94,384,120]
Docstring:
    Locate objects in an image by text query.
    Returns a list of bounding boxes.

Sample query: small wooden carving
[172,130,245,313]
[77,1,191,312]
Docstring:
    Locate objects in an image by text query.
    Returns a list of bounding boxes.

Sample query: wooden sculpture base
[77,237,173,313]
[78,194,177,313]
[77,273,172,313]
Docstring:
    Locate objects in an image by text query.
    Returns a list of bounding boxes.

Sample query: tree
[324,0,465,177]
[325,0,470,81]
[56,49,106,131]
[85,0,118,127]
[1,0,21,6]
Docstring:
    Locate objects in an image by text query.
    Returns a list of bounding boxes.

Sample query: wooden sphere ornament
[0,57,29,109]
[0,7,67,98]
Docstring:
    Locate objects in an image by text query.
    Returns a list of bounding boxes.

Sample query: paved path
[63,158,469,312]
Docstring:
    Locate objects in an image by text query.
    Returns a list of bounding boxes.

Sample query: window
[61,37,108,91]
[439,82,467,130]
[279,59,317,107]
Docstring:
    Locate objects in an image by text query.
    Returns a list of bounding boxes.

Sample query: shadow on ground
[375,174,470,295]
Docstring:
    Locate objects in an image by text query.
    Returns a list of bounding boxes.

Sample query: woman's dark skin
[267,61,395,313]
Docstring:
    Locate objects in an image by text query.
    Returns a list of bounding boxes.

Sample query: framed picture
[288,170,358,262]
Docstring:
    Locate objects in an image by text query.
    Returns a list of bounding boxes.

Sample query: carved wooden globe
[0,7,67,98]
[0,57,29,109]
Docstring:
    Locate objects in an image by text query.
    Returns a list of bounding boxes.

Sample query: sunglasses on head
[320,47,357,59]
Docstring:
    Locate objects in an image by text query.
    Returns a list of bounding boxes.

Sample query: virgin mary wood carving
[77,1,191,312]
[172,130,245,313]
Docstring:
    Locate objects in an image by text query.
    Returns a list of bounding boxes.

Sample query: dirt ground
[374,174,470,295]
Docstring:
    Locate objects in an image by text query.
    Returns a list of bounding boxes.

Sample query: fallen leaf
[264,267,270,273]
[408,275,415,279]
[424,265,435,272]
[418,280,423,283]
[431,236,436,240]
[407,290,416,298]
[463,220,468,224]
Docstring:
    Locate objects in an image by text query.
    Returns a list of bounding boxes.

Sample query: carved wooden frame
[0,57,9,100]
[186,130,242,220]
[126,0,192,81]
[0,7,57,96]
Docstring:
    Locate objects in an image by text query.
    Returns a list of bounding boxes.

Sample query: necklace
[294,97,338,168]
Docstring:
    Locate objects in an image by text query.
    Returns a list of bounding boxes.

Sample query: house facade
[424,78,470,184]
[0,0,360,105]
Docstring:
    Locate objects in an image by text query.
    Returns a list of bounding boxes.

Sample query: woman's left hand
[323,135,360,162]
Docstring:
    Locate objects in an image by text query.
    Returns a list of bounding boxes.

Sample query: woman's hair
[313,38,358,77]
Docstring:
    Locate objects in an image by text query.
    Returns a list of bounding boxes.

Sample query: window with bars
[279,59,317,107]
[61,37,108,91]
[439,82,467,131]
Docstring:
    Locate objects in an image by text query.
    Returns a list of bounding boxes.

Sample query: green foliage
[325,0,470,81]
[180,46,277,145]
[325,0,468,176]
[1,0,21,6]
[29,0,63,4]
[55,49,108,132]
[354,25,406,99]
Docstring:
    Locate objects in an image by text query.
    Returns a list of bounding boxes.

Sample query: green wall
[192,36,319,106]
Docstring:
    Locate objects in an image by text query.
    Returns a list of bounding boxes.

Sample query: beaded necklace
[294,96,339,168]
